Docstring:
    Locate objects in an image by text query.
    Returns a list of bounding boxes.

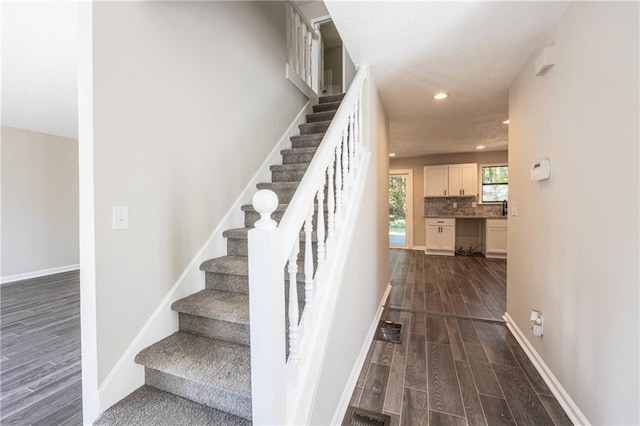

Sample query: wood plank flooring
[1,271,82,425]
[347,250,572,426]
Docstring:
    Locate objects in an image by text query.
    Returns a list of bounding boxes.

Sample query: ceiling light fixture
[389,153,396,157]
[476,145,486,150]
[433,92,449,100]
[503,119,510,124]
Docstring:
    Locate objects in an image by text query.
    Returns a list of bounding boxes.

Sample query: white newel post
[248,190,287,424]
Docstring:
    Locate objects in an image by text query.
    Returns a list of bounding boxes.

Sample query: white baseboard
[503,313,590,426]
[1,264,80,285]
[98,101,313,413]
[389,245,425,251]
[330,282,392,425]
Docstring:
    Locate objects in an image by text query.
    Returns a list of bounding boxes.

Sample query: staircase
[95,94,345,425]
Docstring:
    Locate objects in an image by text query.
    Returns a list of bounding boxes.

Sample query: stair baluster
[341,128,350,202]
[327,161,335,240]
[348,112,356,181]
[287,245,300,367]
[316,182,326,275]
[334,145,343,227]
[303,204,314,321]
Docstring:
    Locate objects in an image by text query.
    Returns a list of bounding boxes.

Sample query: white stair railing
[286,1,319,95]
[248,66,370,424]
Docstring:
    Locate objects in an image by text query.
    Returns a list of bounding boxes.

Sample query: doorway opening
[389,170,413,248]
[318,20,342,95]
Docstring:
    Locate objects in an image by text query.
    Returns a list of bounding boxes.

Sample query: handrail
[247,65,369,424]
[278,66,368,258]
[289,1,319,40]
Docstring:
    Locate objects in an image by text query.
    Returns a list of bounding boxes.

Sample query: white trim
[286,63,317,100]
[390,246,425,252]
[503,313,591,426]
[389,169,414,249]
[78,2,100,424]
[97,101,314,413]
[0,264,80,285]
[330,282,392,425]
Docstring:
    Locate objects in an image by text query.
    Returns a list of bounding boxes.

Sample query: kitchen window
[481,165,508,203]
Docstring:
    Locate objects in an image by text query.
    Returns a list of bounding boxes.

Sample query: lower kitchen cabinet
[425,218,456,256]
[482,219,508,258]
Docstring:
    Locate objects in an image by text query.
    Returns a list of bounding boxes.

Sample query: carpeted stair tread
[224,227,318,243]
[290,133,325,149]
[313,100,341,112]
[299,121,331,134]
[306,110,336,123]
[135,332,251,398]
[94,386,250,426]
[281,147,318,156]
[241,203,289,213]
[172,290,249,325]
[270,163,309,172]
[200,256,248,276]
[319,93,345,104]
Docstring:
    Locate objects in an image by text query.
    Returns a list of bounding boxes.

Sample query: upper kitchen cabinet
[424,163,477,197]
[424,165,449,196]
[449,163,477,196]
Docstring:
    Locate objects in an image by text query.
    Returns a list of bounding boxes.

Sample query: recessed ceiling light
[476,145,486,150]
[503,119,510,124]
[433,92,449,100]
[389,153,396,157]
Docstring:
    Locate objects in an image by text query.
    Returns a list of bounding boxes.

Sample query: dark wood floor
[346,250,572,426]
[0,271,82,425]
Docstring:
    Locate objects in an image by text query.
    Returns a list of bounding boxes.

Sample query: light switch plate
[112,206,128,230]
[511,202,518,216]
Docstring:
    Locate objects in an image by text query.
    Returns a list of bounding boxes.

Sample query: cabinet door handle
[444,189,447,196]
[462,189,465,195]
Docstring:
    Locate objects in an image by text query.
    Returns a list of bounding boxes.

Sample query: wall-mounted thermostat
[531,159,551,181]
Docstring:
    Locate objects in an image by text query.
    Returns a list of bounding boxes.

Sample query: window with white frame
[481,165,508,203]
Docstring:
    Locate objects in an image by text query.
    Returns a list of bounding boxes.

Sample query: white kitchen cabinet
[424,166,449,197]
[424,164,477,197]
[448,163,477,196]
[425,218,456,256]
[482,219,508,258]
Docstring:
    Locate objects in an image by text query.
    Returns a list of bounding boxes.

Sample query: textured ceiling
[1,2,78,139]
[326,1,569,157]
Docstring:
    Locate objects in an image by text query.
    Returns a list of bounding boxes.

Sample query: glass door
[389,174,408,247]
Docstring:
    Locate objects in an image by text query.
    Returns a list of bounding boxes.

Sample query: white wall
[508,3,638,424]
[309,74,390,424]
[343,47,356,92]
[90,1,306,385]
[1,126,79,279]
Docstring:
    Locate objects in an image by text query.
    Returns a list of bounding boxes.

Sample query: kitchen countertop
[425,215,508,219]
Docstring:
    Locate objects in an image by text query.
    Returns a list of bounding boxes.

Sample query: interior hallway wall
[90,1,306,385]
[508,2,638,424]
[1,126,79,279]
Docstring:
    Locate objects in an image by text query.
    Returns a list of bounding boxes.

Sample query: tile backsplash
[425,196,505,217]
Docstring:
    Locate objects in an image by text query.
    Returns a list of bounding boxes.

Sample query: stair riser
[145,369,252,420]
[290,137,323,149]
[282,151,315,164]
[299,122,330,135]
[260,186,297,204]
[271,168,307,182]
[313,102,340,113]
[245,209,328,229]
[179,313,249,346]
[319,94,345,104]
[205,272,249,294]
[227,237,318,259]
[306,111,336,123]
[244,210,285,228]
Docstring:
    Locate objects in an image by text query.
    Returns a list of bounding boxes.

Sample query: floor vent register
[342,406,391,426]
[374,320,404,344]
